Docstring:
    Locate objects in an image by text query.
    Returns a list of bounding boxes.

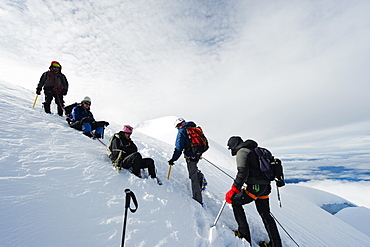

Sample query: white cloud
[0,0,369,147]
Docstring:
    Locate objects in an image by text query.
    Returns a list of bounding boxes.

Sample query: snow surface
[1,80,370,246]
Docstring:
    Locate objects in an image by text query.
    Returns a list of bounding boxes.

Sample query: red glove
[225,185,241,204]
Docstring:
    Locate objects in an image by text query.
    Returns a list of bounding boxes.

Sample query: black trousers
[120,152,156,178]
[232,184,282,247]
[44,92,64,116]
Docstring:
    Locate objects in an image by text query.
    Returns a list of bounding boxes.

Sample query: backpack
[186,126,209,155]
[254,147,285,187]
[63,102,78,122]
[107,133,120,161]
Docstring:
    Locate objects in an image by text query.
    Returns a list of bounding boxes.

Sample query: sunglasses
[84,102,91,105]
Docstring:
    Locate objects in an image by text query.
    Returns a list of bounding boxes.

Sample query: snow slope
[1,80,370,247]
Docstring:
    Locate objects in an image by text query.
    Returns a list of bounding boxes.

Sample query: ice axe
[32,94,38,108]
[167,164,173,180]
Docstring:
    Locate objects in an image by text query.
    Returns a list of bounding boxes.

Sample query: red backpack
[186,126,209,155]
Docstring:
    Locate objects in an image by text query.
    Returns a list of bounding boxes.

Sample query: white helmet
[174,117,185,128]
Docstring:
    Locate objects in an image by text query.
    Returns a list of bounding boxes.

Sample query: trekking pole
[121,189,138,247]
[277,186,282,208]
[32,95,39,108]
[211,200,227,227]
[167,165,173,180]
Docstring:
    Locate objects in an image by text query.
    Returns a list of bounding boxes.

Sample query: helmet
[174,118,185,128]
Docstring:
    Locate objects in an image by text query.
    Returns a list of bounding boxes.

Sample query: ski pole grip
[124,189,138,213]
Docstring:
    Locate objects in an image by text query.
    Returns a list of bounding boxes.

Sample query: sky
[1,2,370,245]
[1,80,370,246]
[1,0,370,148]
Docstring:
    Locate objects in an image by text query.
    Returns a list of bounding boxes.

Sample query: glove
[62,90,67,96]
[36,89,41,95]
[104,121,110,127]
[225,185,241,204]
[276,179,285,188]
[168,159,175,165]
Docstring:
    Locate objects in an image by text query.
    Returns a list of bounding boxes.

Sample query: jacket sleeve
[62,74,68,92]
[89,111,95,121]
[171,129,187,161]
[70,106,84,122]
[121,141,138,155]
[233,148,250,190]
[110,137,138,161]
[37,72,47,90]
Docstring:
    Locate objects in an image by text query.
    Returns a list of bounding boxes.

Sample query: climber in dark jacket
[108,125,157,179]
[36,61,68,116]
[225,136,282,247]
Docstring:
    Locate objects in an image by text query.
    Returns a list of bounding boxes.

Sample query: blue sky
[1,0,369,150]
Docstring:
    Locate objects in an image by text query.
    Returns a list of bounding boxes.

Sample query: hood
[49,61,62,72]
[227,137,258,156]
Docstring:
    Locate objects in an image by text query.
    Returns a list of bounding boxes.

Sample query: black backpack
[63,102,78,122]
[254,147,285,187]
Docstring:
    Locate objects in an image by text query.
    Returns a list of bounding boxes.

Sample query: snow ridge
[1,80,370,246]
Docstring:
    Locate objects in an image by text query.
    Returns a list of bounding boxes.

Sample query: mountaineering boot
[154,177,163,185]
[259,241,270,247]
[232,229,251,244]
[43,102,51,114]
[57,106,63,116]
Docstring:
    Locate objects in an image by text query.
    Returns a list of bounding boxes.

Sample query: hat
[174,117,185,128]
[227,136,243,156]
[121,125,133,133]
[50,61,61,68]
[81,96,91,104]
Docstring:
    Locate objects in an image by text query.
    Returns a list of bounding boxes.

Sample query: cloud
[1,0,370,147]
